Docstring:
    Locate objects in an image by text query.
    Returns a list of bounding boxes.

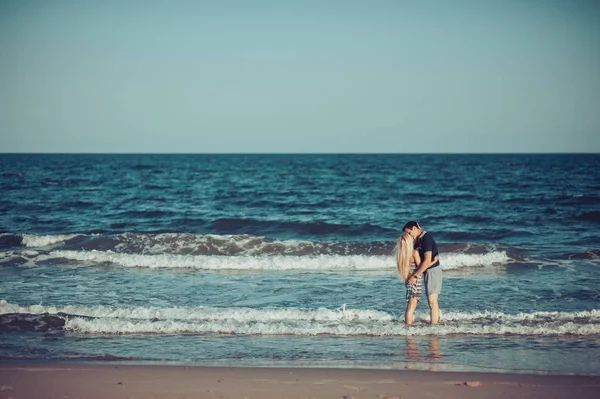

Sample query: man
[403,221,442,324]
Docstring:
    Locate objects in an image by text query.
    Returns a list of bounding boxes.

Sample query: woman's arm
[412,250,421,266]
[407,254,439,284]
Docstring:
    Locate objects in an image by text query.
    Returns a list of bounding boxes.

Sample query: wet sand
[0,363,599,399]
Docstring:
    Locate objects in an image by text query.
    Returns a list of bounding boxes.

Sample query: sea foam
[2,300,598,337]
[48,250,510,271]
[21,234,81,248]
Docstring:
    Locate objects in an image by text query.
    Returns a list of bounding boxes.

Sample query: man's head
[402,221,422,239]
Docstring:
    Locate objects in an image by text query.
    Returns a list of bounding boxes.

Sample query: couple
[395,221,442,325]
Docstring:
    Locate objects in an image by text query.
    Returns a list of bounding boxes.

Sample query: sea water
[1,154,599,374]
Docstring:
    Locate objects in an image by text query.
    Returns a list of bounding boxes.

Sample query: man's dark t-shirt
[414,231,440,268]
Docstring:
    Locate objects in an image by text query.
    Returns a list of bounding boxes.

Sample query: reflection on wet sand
[404,336,442,371]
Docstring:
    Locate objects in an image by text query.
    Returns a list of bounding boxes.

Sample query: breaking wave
[1,301,598,337]
[21,234,83,248]
[4,232,499,257]
[43,250,510,271]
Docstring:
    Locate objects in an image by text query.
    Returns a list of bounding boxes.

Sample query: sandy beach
[0,364,599,399]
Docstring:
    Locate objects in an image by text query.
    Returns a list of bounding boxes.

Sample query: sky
[1,0,599,153]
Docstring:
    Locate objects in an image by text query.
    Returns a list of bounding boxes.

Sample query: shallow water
[1,154,599,374]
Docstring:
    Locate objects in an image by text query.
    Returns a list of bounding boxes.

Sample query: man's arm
[407,234,437,284]
[413,251,434,277]
[406,252,435,285]
[415,233,436,276]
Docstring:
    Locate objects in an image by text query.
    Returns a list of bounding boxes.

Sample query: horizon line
[1,152,599,156]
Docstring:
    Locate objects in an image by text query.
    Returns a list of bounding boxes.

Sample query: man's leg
[427,293,440,324]
[424,267,442,324]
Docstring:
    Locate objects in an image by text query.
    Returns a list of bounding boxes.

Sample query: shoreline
[3,358,599,377]
[1,363,599,399]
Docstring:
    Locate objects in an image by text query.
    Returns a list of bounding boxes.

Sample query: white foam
[114,232,319,256]
[441,309,600,322]
[64,318,600,336]
[21,234,80,248]
[2,300,598,336]
[48,250,510,271]
[441,252,510,270]
[0,250,39,266]
[0,301,390,323]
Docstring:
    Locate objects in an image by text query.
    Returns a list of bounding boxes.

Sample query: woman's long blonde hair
[393,232,414,282]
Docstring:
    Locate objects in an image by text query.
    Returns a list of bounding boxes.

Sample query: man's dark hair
[402,221,420,231]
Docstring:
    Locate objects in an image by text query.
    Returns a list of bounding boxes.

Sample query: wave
[2,232,505,257]
[557,194,600,206]
[577,211,600,222]
[207,218,396,238]
[1,301,598,336]
[21,233,83,248]
[42,250,510,271]
[0,233,23,249]
[0,313,67,332]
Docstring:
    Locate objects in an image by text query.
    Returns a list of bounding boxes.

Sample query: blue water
[1,154,599,374]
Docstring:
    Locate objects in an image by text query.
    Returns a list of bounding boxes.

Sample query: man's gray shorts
[424,267,443,296]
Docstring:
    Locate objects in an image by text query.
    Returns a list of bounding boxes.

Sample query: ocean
[1,153,599,375]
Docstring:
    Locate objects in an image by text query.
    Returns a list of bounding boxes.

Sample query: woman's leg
[405,298,418,325]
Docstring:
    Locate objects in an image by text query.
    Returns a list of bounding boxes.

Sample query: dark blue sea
[1,154,599,374]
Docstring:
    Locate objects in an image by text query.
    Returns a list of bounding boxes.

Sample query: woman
[394,232,438,325]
